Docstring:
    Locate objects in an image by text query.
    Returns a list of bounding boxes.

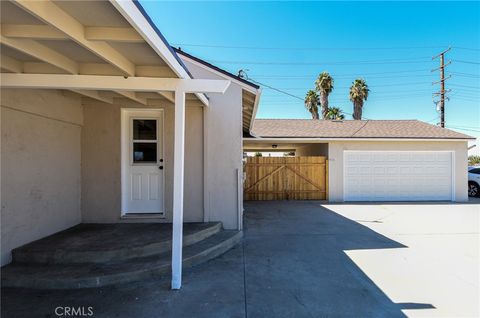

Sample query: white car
[468,166,480,197]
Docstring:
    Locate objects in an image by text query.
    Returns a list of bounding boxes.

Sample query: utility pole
[432,47,451,128]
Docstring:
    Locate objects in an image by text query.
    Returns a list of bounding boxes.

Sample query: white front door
[122,109,164,215]
[344,151,453,201]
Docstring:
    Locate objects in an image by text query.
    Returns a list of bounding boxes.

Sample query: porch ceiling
[0,0,207,106]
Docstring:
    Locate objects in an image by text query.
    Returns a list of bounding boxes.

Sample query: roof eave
[243,137,475,141]
[111,0,209,106]
[174,48,260,91]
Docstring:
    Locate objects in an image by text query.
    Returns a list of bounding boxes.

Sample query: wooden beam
[135,65,176,78]
[2,24,144,43]
[80,64,176,77]
[13,0,135,76]
[1,73,231,94]
[23,62,67,74]
[115,91,147,105]
[0,54,23,73]
[1,24,67,40]
[242,95,256,104]
[0,35,78,74]
[171,89,186,290]
[79,63,124,76]
[0,52,112,103]
[72,90,113,104]
[158,92,174,103]
[85,27,143,43]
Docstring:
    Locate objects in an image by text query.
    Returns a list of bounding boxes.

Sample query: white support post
[171,89,186,290]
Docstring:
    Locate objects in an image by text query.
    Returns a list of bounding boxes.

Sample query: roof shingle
[251,119,473,139]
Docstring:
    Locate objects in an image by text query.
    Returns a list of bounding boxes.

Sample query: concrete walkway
[2,200,479,317]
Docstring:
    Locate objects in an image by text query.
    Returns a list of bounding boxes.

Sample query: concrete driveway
[2,199,479,317]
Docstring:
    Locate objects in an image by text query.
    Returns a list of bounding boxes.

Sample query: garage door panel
[344,151,453,201]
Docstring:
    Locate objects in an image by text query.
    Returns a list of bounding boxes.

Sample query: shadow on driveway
[243,200,434,317]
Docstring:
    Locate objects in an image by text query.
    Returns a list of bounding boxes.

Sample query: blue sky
[140,1,480,139]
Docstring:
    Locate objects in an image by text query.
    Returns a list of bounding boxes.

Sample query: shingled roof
[250,119,473,139]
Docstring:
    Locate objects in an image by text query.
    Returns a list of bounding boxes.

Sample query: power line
[249,68,433,78]
[247,78,304,101]
[246,76,370,119]
[452,46,480,51]
[253,74,436,80]
[173,43,451,51]
[208,57,432,66]
[446,126,480,133]
[262,81,433,90]
[451,59,480,65]
[236,69,476,79]
[449,83,480,89]
[451,72,480,78]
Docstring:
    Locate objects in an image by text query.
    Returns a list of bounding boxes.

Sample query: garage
[244,119,473,203]
[344,151,453,201]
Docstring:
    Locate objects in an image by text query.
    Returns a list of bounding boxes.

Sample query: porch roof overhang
[1,73,231,94]
[0,0,231,291]
[0,0,213,106]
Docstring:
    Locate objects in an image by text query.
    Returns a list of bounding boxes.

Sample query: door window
[132,119,157,163]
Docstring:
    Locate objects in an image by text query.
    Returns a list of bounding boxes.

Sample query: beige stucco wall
[81,99,204,223]
[1,89,83,265]
[181,59,243,230]
[327,140,469,202]
[296,143,329,157]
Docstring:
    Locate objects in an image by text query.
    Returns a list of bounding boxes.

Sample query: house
[1,0,473,291]
[0,0,259,289]
[244,119,474,202]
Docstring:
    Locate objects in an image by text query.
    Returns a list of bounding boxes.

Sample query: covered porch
[2,222,242,289]
[1,0,230,289]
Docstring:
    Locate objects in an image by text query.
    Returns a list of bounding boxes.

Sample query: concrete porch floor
[2,200,479,317]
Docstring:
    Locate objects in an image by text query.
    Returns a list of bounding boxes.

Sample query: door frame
[121,108,165,216]
[342,150,456,202]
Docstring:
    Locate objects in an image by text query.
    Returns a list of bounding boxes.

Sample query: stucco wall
[81,100,204,223]
[181,59,243,230]
[296,143,329,157]
[1,89,83,265]
[328,140,469,202]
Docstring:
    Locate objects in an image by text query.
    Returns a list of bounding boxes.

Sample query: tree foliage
[349,79,369,120]
[315,72,334,119]
[304,90,320,119]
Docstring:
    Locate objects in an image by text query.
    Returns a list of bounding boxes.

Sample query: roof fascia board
[109,0,208,106]
[178,53,259,94]
[243,137,474,142]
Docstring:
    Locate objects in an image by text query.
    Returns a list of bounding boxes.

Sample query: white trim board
[178,53,260,95]
[109,0,209,106]
[121,108,165,216]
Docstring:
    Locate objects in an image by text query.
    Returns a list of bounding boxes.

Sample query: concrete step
[2,230,242,289]
[12,222,222,264]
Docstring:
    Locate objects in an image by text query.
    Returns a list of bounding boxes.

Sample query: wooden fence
[244,156,328,201]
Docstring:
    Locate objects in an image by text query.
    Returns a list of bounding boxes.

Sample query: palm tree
[304,90,320,119]
[315,72,334,119]
[349,79,369,120]
[325,107,345,120]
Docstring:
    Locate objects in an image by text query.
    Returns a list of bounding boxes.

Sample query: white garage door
[344,151,453,201]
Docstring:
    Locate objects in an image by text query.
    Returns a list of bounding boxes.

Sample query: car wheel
[468,182,479,197]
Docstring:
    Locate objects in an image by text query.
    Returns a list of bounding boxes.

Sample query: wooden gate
[244,156,328,201]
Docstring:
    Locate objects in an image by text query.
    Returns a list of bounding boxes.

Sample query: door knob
[159,166,163,170]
